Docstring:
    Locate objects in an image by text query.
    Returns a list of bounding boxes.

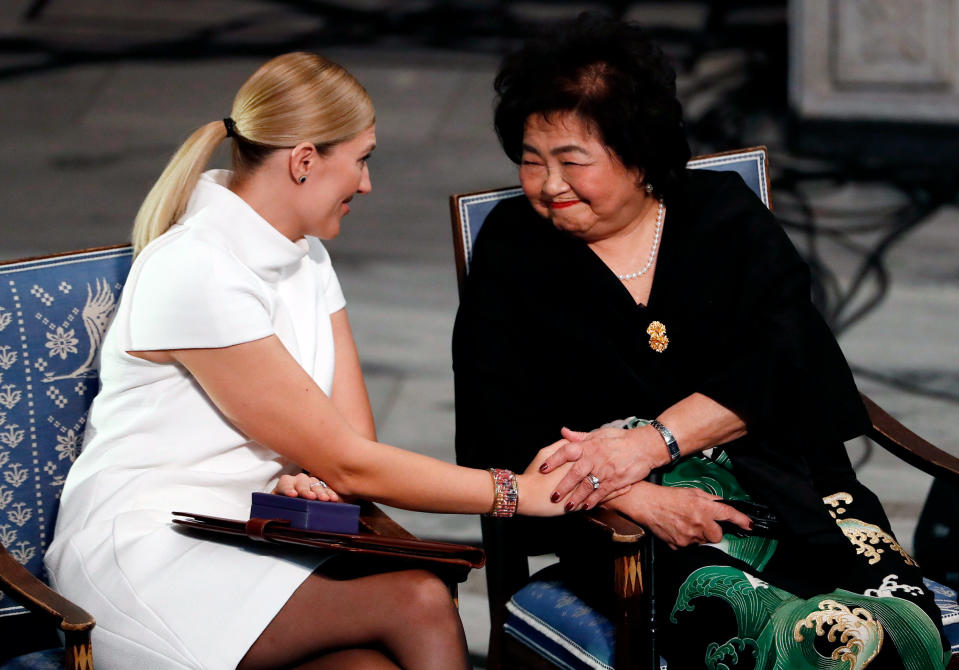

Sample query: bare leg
[238,568,468,670]
[292,648,400,669]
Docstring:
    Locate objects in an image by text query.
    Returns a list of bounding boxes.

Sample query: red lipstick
[548,200,580,209]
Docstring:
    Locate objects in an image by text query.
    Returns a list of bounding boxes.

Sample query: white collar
[180,170,310,282]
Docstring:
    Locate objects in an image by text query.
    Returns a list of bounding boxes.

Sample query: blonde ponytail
[132,121,226,254]
[131,52,374,255]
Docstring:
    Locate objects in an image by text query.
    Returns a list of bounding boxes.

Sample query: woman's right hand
[514,440,576,516]
[603,482,752,549]
[273,473,341,502]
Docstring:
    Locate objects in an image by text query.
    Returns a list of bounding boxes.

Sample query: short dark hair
[493,13,691,199]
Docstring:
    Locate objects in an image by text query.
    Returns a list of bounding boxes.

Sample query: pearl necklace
[616,197,665,281]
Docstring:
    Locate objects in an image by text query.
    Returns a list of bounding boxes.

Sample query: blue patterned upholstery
[928,578,959,656]
[685,147,770,209]
[0,246,132,626]
[0,648,62,670]
[506,580,612,670]
[505,578,614,670]
[454,187,525,273]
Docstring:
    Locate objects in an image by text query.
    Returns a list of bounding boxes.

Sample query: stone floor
[1,1,957,664]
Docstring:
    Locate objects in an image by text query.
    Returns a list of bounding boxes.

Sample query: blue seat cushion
[505,578,615,670]
[505,575,959,669]
[0,648,62,670]
[926,578,959,656]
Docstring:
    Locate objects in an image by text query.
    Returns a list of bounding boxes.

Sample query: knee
[393,570,457,628]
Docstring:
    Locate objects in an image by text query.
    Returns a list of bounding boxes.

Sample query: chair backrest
[450,146,771,294]
[0,245,133,619]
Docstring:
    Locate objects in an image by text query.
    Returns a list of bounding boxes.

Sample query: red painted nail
[582,503,590,511]
[551,492,560,503]
[564,502,574,512]
[539,463,549,472]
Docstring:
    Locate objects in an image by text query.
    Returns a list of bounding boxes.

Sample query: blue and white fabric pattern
[927,578,959,654]
[0,247,132,618]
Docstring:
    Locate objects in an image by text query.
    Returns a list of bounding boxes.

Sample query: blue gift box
[250,492,361,533]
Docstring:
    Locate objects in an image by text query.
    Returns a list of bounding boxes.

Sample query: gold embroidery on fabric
[822,492,917,566]
[836,519,918,566]
[793,600,883,669]
[823,492,853,518]
[646,321,668,353]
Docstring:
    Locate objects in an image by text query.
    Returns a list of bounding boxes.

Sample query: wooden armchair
[0,246,434,669]
[450,147,959,669]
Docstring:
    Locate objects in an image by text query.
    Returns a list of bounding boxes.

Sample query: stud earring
[644,182,654,194]
[298,176,307,184]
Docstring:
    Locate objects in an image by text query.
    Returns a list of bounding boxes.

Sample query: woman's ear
[289,142,318,185]
[634,167,647,188]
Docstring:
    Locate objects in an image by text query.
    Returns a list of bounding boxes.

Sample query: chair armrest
[0,543,94,634]
[482,511,646,609]
[569,509,647,598]
[482,512,651,669]
[862,393,959,487]
[357,500,417,539]
[579,507,647,543]
[562,508,650,668]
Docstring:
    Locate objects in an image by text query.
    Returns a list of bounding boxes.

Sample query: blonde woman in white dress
[45,52,573,670]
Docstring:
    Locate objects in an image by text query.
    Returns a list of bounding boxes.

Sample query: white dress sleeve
[307,236,346,314]
[127,240,274,350]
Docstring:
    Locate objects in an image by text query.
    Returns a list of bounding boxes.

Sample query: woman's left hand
[272,473,341,502]
[604,482,753,549]
[539,425,669,510]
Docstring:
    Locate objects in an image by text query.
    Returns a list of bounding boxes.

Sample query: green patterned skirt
[649,450,950,670]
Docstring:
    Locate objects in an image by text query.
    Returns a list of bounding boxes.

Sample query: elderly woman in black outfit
[453,14,950,668]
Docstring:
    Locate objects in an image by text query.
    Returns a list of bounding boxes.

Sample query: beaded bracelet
[487,468,518,517]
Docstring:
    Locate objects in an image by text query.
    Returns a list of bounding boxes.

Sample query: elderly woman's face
[519,112,646,242]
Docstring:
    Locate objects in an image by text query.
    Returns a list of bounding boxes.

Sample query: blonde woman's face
[307,125,375,240]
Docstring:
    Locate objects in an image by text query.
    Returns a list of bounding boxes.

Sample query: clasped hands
[538,425,665,511]
[539,424,752,548]
[271,424,753,545]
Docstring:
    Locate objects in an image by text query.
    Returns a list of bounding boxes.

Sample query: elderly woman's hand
[272,473,341,502]
[604,482,753,549]
[539,424,671,510]
[522,437,571,475]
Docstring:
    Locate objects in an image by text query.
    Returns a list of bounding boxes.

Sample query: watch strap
[649,419,680,463]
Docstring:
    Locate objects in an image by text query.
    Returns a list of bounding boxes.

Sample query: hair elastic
[223,117,237,139]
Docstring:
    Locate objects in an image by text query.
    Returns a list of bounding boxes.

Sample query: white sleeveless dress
[45,170,345,669]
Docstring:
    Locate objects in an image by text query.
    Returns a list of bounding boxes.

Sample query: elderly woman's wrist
[634,424,674,469]
[650,419,681,463]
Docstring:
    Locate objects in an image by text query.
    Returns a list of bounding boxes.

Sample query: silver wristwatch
[649,419,680,463]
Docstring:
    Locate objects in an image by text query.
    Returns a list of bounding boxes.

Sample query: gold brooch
[646,321,668,353]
